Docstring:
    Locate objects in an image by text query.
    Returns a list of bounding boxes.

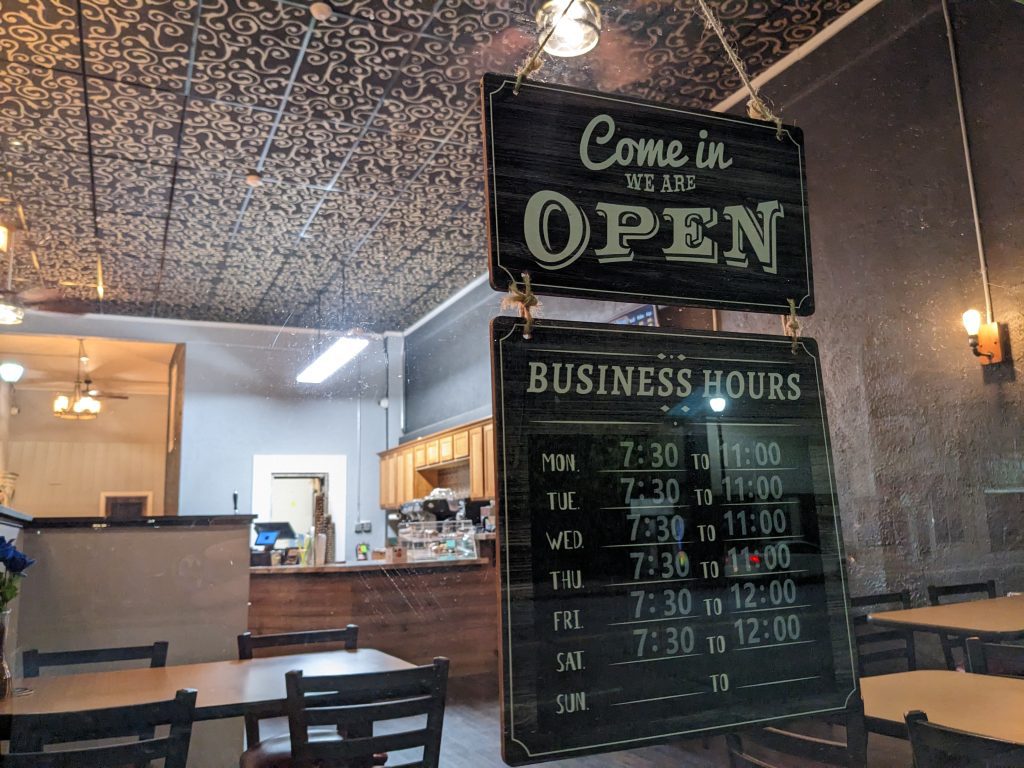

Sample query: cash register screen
[255,530,280,548]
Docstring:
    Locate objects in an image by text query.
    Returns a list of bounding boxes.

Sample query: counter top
[28,514,256,530]
[251,557,490,575]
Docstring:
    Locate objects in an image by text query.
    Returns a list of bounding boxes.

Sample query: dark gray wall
[402,0,1024,601]
[403,280,638,438]
[721,0,1024,598]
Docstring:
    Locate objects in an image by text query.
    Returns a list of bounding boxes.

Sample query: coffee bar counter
[251,557,490,574]
[248,556,498,683]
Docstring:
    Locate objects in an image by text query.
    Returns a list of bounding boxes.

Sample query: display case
[397,519,479,562]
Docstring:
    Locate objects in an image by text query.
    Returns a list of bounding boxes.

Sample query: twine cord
[692,0,783,139]
[502,272,541,339]
[784,298,800,354]
[514,0,578,95]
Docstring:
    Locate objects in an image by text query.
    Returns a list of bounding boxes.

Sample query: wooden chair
[3,688,196,766]
[23,641,169,678]
[927,580,998,670]
[726,697,867,768]
[238,626,359,748]
[905,710,1024,767]
[240,657,449,768]
[965,636,1024,677]
[850,590,916,676]
[237,626,359,660]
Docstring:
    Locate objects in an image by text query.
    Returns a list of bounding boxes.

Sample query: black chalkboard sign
[482,73,814,315]
[491,317,855,765]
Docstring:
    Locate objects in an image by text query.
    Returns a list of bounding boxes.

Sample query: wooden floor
[385,693,916,767]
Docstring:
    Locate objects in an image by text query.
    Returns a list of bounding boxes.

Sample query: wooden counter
[248,558,498,684]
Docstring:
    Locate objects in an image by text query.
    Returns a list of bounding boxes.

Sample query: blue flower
[0,537,33,574]
[4,550,33,574]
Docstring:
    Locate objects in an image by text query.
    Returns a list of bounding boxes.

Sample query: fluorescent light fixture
[0,362,24,383]
[296,337,369,384]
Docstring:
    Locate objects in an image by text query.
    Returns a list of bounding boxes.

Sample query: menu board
[491,317,856,765]
[481,73,814,316]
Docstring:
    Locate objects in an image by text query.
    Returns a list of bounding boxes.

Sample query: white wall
[8,390,167,516]
[9,312,391,557]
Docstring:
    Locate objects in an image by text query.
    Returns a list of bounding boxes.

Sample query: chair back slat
[22,641,169,678]
[966,637,1024,677]
[6,688,196,768]
[726,697,867,768]
[237,625,359,746]
[237,625,358,660]
[927,580,998,605]
[905,710,1024,767]
[304,695,435,727]
[849,590,915,676]
[286,657,449,768]
[297,666,438,700]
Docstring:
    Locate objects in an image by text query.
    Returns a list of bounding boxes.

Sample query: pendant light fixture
[535,0,602,58]
[53,340,101,420]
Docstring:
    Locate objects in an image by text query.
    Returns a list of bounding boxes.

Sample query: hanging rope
[692,0,784,139]
[783,298,800,354]
[514,0,578,94]
[502,272,541,339]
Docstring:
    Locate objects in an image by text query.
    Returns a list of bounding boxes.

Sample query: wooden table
[0,649,412,722]
[862,670,1024,742]
[868,594,1024,640]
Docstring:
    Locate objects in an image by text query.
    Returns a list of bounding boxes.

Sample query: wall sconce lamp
[962,309,1005,365]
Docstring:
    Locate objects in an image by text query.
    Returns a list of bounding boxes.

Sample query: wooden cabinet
[379,452,392,509]
[469,426,485,500]
[402,449,414,503]
[483,422,495,501]
[453,430,469,459]
[380,418,496,508]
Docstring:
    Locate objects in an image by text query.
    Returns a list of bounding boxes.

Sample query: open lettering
[523,189,784,273]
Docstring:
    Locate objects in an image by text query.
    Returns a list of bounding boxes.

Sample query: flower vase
[0,609,11,698]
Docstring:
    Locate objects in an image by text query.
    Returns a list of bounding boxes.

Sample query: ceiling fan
[83,378,130,401]
[0,225,91,324]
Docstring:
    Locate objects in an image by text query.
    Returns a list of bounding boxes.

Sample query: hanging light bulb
[535,0,601,58]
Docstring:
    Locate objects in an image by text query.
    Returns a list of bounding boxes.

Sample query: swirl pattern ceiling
[0,0,860,331]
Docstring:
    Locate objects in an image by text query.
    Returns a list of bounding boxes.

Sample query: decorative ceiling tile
[3,146,93,212]
[93,157,174,216]
[300,193,379,254]
[0,0,864,328]
[177,98,275,173]
[95,252,162,302]
[286,17,414,125]
[96,211,166,257]
[372,65,476,141]
[191,0,310,110]
[334,131,441,199]
[0,62,88,154]
[86,77,184,164]
[0,0,81,72]
[261,114,361,189]
[81,0,198,91]
[329,0,437,34]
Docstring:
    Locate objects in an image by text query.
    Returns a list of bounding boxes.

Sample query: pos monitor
[253,521,297,551]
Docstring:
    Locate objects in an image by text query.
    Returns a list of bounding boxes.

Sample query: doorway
[251,454,347,559]
[270,474,325,540]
